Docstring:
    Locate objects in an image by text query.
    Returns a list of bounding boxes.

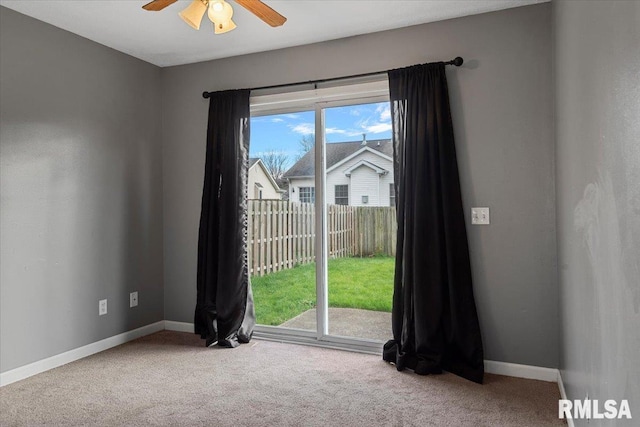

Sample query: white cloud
[255,149,288,157]
[271,118,284,123]
[284,114,300,119]
[290,123,315,135]
[343,130,368,137]
[347,103,391,135]
[365,123,393,134]
[326,127,347,135]
[379,105,391,122]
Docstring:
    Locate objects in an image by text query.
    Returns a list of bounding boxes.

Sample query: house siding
[248,163,281,200]
[288,177,315,203]
[350,166,381,206]
[328,147,392,174]
[288,145,394,206]
[326,172,350,205]
[326,146,394,207]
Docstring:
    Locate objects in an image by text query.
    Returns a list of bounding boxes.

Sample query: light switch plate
[130,291,138,308]
[471,207,490,225]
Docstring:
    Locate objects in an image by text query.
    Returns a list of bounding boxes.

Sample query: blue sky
[250,101,392,168]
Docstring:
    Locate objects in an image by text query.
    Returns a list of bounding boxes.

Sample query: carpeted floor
[0,331,565,426]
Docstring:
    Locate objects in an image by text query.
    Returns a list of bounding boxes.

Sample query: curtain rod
[202,56,463,99]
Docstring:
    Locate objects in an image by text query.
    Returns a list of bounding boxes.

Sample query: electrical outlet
[99,299,108,316]
[471,207,490,225]
[130,291,138,308]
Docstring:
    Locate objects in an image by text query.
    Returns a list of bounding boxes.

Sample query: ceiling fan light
[208,0,234,25]
[213,19,237,34]
[179,0,207,30]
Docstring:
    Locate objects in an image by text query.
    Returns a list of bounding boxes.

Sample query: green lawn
[251,256,394,326]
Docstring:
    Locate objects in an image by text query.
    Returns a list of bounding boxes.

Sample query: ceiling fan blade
[142,0,178,11]
[234,0,287,27]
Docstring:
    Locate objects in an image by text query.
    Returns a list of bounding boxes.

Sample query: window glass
[299,187,315,204]
[249,86,395,344]
[335,185,348,205]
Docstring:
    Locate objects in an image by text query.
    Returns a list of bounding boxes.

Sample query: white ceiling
[0,0,548,67]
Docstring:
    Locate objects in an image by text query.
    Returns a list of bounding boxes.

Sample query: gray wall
[162,4,558,367]
[555,0,640,423]
[4,1,638,409]
[0,8,164,373]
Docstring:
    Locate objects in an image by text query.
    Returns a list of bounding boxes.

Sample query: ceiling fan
[142,0,286,34]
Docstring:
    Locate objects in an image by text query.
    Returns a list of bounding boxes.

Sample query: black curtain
[194,89,256,348]
[383,63,484,384]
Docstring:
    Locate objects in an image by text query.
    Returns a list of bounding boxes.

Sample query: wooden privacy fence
[248,200,397,276]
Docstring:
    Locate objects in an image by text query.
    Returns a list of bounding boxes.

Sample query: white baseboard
[1,320,562,395]
[557,370,575,427]
[557,369,568,399]
[164,320,194,333]
[483,360,559,382]
[164,322,559,384]
[0,321,164,387]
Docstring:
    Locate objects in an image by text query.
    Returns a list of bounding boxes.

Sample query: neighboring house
[248,158,282,200]
[284,138,394,207]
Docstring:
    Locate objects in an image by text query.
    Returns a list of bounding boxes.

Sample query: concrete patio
[279,307,392,342]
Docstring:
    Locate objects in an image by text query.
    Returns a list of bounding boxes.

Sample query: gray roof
[283,139,392,178]
[249,158,260,168]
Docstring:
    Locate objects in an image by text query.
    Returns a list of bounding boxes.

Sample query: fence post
[249,200,256,275]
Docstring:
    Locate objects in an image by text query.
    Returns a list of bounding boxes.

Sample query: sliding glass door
[248,110,317,334]
[323,102,395,342]
[248,81,394,351]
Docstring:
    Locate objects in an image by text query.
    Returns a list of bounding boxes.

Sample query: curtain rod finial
[452,57,463,67]
[202,91,210,99]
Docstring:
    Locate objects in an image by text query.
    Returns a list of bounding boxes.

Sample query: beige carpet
[1,331,565,426]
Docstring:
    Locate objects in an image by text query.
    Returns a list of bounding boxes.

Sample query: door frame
[250,79,391,353]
